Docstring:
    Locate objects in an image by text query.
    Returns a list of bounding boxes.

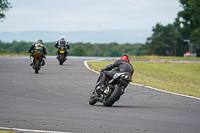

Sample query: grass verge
[87,61,200,98]
[0,128,16,133]
[0,131,15,133]
[0,53,29,56]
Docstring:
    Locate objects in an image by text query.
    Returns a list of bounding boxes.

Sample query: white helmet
[60,36,65,40]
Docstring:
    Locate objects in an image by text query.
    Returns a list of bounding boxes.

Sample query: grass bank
[0,129,16,133]
[87,61,200,98]
[0,131,15,133]
[0,126,16,133]
[0,53,29,56]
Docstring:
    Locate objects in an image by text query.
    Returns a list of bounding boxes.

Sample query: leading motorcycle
[57,43,67,65]
[89,72,132,107]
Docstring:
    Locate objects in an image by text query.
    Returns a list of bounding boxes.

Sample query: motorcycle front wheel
[59,54,64,65]
[103,85,122,107]
[89,92,97,105]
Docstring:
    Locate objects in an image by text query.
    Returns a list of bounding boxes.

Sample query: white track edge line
[84,60,200,100]
[0,127,72,133]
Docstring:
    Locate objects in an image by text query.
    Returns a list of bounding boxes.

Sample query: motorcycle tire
[103,85,122,107]
[89,92,97,105]
[59,54,64,65]
[35,60,39,74]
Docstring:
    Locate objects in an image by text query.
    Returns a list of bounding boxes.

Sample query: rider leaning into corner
[96,55,134,94]
[55,36,70,60]
[28,39,47,66]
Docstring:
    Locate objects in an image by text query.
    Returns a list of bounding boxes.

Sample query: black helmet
[38,39,43,44]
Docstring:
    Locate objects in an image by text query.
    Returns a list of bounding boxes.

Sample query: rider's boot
[100,84,106,91]
[96,84,106,96]
[42,58,46,66]
[56,53,58,59]
[30,57,33,66]
[95,86,101,96]
[99,72,107,91]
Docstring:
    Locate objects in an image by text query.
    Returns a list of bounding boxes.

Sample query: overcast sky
[0,0,183,33]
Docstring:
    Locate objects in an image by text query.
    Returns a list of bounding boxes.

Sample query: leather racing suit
[100,59,134,89]
[28,43,47,65]
[55,40,70,58]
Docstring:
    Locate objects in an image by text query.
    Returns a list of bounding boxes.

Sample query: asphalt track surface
[0,56,200,133]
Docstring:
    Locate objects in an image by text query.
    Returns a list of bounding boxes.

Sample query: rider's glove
[28,50,31,53]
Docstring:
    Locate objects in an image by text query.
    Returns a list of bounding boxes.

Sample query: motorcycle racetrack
[0,56,200,133]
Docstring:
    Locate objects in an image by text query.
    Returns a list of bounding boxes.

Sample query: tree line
[141,0,200,56]
[0,41,143,57]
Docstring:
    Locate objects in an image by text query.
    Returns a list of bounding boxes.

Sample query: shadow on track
[90,104,150,109]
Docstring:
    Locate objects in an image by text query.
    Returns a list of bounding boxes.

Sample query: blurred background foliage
[0,41,143,57]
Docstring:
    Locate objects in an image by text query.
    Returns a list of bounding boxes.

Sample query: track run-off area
[0,56,200,133]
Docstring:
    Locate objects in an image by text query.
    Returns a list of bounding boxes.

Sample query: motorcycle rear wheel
[89,92,97,105]
[103,85,121,107]
[35,60,39,74]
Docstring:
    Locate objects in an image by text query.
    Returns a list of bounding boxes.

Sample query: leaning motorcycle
[89,72,132,107]
[32,52,43,74]
[57,43,67,65]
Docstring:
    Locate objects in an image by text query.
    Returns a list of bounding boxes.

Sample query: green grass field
[87,61,200,98]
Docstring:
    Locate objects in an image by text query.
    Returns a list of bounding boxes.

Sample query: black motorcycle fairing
[89,72,131,106]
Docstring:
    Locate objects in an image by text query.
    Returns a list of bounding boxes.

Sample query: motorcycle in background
[31,44,45,74]
[57,42,67,65]
[32,52,43,74]
[89,72,132,107]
